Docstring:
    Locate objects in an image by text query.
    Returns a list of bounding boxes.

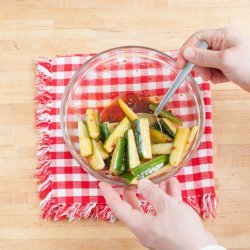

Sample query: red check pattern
[35,51,217,221]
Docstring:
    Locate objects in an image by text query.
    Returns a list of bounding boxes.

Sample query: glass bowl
[60,46,205,187]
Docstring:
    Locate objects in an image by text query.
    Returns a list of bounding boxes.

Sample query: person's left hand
[99,178,216,250]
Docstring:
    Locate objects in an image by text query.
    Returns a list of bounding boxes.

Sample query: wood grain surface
[0,1,250,249]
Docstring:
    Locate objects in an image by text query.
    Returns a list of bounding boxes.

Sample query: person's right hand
[176,27,250,92]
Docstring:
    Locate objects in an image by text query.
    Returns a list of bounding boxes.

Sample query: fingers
[159,178,182,201]
[123,188,142,211]
[183,47,222,69]
[176,28,226,69]
[99,182,142,227]
[177,35,200,69]
[167,178,182,201]
[138,178,169,213]
[159,180,168,193]
[194,67,212,81]
[210,68,229,83]
[193,65,229,85]
[194,66,228,83]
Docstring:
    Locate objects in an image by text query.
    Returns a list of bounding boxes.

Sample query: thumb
[183,47,222,69]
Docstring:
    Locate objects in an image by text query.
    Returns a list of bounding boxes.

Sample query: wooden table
[0,1,250,249]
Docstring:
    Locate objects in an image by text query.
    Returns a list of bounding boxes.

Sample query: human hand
[99,178,216,250]
[176,27,250,92]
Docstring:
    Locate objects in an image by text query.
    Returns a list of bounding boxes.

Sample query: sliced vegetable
[146,164,174,179]
[122,146,127,171]
[100,122,110,141]
[109,137,126,175]
[78,121,92,157]
[97,141,109,160]
[104,117,132,153]
[169,127,190,166]
[151,143,172,155]
[131,155,169,179]
[118,98,139,121]
[148,103,183,125]
[133,118,152,160]
[109,122,119,133]
[182,125,199,157]
[120,172,137,184]
[152,120,162,131]
[150,128,173,143]
[126,129,140,169]
[88,140,105,170]
[159,118,177,138]
[80,94,198,185]
[86,109,101,139]
[137,113,157,127]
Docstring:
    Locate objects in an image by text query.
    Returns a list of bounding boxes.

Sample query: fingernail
[183,47,195,59]
[138,179,151,190]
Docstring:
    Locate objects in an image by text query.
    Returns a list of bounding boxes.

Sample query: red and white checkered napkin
[35,51,217,222]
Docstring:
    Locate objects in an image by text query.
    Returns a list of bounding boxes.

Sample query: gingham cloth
[35,51,217,221]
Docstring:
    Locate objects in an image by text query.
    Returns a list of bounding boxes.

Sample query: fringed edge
[35,57,54,211]
[40,200,116,222]
[37,193,217,222]
[38,198,154,223]
[183,193,218,219]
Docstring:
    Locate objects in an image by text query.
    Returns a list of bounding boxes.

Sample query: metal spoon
[154,40,209,116]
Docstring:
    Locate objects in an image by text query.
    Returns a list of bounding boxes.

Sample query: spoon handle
[154,40,209,116]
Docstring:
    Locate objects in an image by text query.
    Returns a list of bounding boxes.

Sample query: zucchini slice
[86,109,101,139]
[137,112,157,127]
[78,121,92,157]
[148,103,183,126]
[88,140,105,170]
[109,137,126,175]
[150,128,173,143]
[109,122,119,133]
[131,155,169,179]
[169,127,190,166]
[96,141,110,160]
[133,118,152,160]
[118,98,139,121]
[120,172,138,184]
[100,122,110,141]
[159,118,177,138]
[104,117,132,153]
[126,129,140,169]
[151,143,172,155]
[146,164,174,179]
[182,125,199,157]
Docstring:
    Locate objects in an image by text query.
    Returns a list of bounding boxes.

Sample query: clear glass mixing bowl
[60,46,205,187]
